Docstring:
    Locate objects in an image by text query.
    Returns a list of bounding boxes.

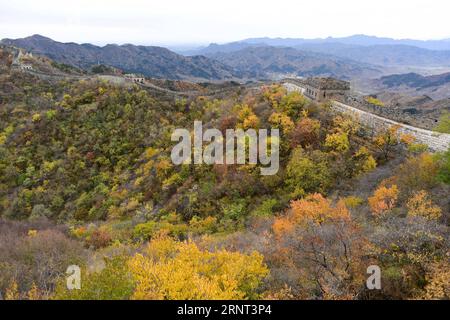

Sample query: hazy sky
[1,0,449,46]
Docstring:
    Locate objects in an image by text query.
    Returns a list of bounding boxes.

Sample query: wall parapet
[282,81,450,153]
[331,101,450,152]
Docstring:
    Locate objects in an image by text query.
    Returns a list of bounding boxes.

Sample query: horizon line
[2,33,450,48]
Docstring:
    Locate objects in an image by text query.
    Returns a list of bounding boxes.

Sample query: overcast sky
[1,0,449,46]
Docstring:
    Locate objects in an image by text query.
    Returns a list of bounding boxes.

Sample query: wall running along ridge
[283,82,450,152]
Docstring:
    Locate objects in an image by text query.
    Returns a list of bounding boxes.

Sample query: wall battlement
[331,101,450,152]
[282,81,450,152]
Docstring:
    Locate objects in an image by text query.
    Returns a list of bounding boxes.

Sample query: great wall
[17,67,450,153]
[282,81,450,153]
[7,46,450,153]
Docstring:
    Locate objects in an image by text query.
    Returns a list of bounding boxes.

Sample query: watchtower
[304,77,350,102]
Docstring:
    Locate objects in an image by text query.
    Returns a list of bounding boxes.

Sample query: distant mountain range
[294,44,450,67]
[371,72,450,101]
[1,34,384,81]
[249,35,450,50]
[185,35,450,54]
[186,37,450,69]
[3,34,450,87]
[205,46,381,80]
[1,35,241,81]
[379,72,450,89]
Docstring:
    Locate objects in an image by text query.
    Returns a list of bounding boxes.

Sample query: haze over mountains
[207,35,450,51]
[369,72,450,100]
[1,35,241,81]
[205,46,381,80]
[3,34,450,94]
[187,35,450,69]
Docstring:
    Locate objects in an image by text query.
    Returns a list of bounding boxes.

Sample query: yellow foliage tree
[406,190,442,220]
[279,91,308,119]
[269,112,294,134]
[325,132,350,153]
[262,85,287,109]
[5,280,19,300]
[421,261,450,299]
[365,96,385,107]
[27,283,41,300]
[237,104,260,129]
[352,146,377,176]
[272,194,367,299]
[32,113,41,123]
[332,115,359,135]
[397,153,440,194]
[373,125,401,160]
[128,237,268,300]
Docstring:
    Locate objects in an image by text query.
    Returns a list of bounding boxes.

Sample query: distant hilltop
[4,34,450,85]
[184,34,450,55]
[1,35,242,82]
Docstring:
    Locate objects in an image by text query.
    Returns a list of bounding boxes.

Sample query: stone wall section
[283,81,450,152]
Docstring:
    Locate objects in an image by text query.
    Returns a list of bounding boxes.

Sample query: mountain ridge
[2,34,385,81]
[204,46,382,80]
[1,34,243,81]
[368,72,450,101]
[234,35,450,51]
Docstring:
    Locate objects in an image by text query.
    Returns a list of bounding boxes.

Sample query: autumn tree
[4,280,19,300]
[325,131,350,153]
[279,91,308,119]
[128,237,268,300]
[0,221,86,300]
[332,115,359,136]
[369,215,448,299]
[420,261,450,299]
[273,194,350,234]
[269,112,294,135]
[351,147,377,176]
[237,104,260,130]
[55,255,135,300]
[272,194,367,299]
[368,185,399,216]
[262,85,287,109]
[286,148,332,198]
[290,117,321,148]
[396,153,440,196]
[373,125,401,161]
[406,190,442,220]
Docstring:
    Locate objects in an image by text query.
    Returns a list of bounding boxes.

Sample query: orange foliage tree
[290,117,321,148]
[271,194,367,299]
[273,194,350,235]
[368,185,399,216]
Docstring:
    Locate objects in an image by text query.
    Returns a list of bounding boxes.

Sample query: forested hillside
[1,48,449,300]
